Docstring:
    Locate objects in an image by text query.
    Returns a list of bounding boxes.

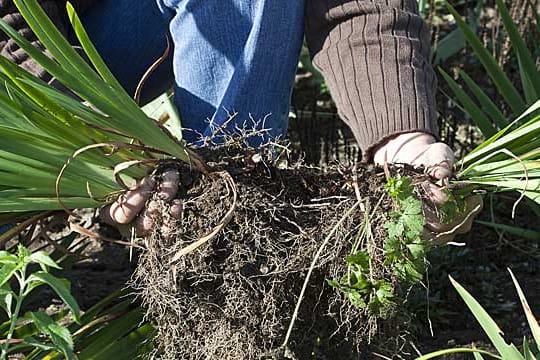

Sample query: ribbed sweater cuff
[306,0,438,162]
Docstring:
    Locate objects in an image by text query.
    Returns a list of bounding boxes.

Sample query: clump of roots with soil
[131,137,437,360]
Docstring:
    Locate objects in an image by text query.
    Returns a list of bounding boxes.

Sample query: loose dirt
[131,147,426,360]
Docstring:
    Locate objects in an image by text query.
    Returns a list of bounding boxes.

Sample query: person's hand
[374,132,483,244]
[421,182,483,245]
[100,170,183,237]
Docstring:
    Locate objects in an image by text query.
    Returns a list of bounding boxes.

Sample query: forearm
[305,0,438,161]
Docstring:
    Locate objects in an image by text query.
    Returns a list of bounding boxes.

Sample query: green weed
[0,245,80,360]
[329,176,431,318]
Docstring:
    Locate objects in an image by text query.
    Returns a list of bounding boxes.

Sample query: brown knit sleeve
[0,0,98,81]
[305,0,438,161]
[0,0,69,81]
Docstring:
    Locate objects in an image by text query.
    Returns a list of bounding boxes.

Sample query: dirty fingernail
[170,199,183,219]
[159,170,180,201]
[136,214,154,237]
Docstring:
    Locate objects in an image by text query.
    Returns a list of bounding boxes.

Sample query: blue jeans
[71,0,305,145]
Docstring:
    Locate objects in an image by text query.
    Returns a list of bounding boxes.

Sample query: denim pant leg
[70,0,174,105]
[158,0,305,145]
[74,0,305,144]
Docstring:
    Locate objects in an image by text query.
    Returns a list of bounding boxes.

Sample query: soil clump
[132,147,422,359]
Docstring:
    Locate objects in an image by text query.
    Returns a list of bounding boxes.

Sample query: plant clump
[131,144,437,360]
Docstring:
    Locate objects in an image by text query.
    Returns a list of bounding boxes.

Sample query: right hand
[101,170,183,236]
[421,182,483,245]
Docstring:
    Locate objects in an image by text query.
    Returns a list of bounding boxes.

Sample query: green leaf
[523,338,534,360]
[386,176,413,199]
[327,279,340,289]
[28,251,61,270]
[79,324,154,360]
[0,0,195,216]
[459,70,508,129]
[142,91,183,142]
[450,276,525,359]
[22,336,56,351]
[0,251,18,265]
[394,260,423,283]
[402,212,425,238]
[27,272,80,322]
[445,1,526,114]
[0,283,13,316]
[17,244,31,262]
[528,0,540,38]
[345,251,370,270]
[407,242,426,258]
[0,263,17,287]
[433,27,466,64]
[433,1,483,64]
[374,280,394,306]
[416,348,500,359]
[65,2,126,94]
[495,0,540,104]
[29,312,75,360]
[401,197,422,215]
[476,221,540,241]
[508,269,540,348]
[386,221,404,239]
[77,308,145,360]
[440,68,497,137]
[384,237,402,264]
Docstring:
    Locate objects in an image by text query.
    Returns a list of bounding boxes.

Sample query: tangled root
[131,156,415,359]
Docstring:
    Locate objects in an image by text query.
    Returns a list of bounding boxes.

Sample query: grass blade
[440,68,497,136]
[449,276,525,360]
[65,2,126,94]
[415,348,501,359]
[495,0,540,104]
[445,1,526,114]
[508,269,540,347]
[459,70,508,129]
[476,221,540,240]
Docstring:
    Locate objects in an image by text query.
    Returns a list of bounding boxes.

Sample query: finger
[170,199,183,220]
[454,195,484,234]
[424,205,454,233]
[425,194,484,237]
[423,227,442,242]
[423,143,455,180]
[423,181,449,207]
[158,170,180,202]
[108,176,156,225]
[134,199,161,236]
[422,182,451,233]
[146,200,161,216]
[135,214,154,237]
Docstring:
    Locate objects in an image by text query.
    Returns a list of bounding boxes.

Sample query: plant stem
[1,269,25,360]
[281,201,360,350]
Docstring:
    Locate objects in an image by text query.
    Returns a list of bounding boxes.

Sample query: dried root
[130,154,413,359]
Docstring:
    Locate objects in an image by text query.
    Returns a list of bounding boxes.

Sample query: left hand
[374,132,483,244]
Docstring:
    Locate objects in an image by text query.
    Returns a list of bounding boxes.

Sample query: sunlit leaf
[27,272,80,322]
[450,276,525,360]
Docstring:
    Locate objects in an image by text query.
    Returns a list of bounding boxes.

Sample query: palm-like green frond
[0,0,194,214]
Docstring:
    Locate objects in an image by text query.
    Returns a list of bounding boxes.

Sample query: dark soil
[39,177,538,360]
[131,149,426,360]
